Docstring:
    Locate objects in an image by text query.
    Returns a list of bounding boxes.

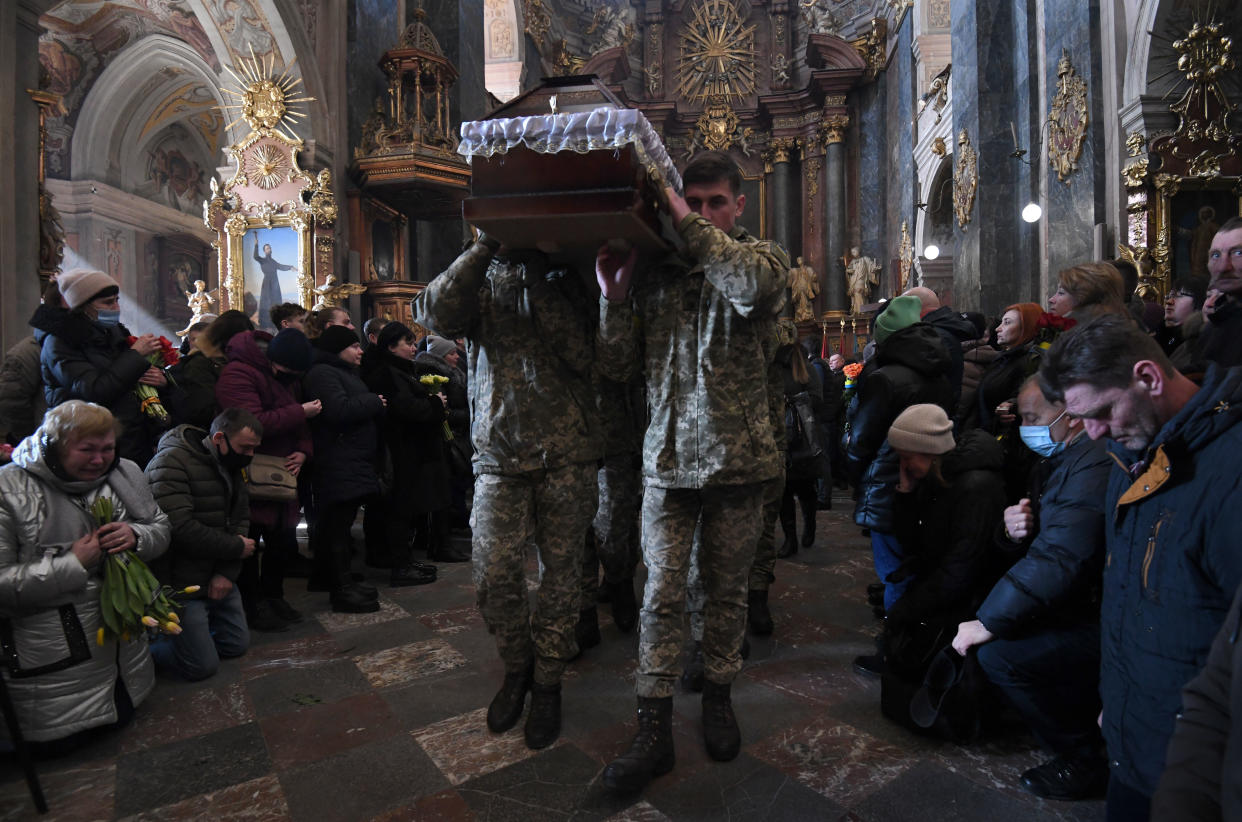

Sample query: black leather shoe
[801,522,816,547]
[1020,756,1108,800]
[308,573,370,593]
[330,585,381,614]
[852,653,885,679]
[776,537,798,558]
[265,597,303,623]
[389,563,437,587]
[701,680,741,761]
[609,580,638,634]
[524,682,561,749]
[747,589,773,636]
[487,665,533,733]
[249,600,291,632]
[602,697,675,793]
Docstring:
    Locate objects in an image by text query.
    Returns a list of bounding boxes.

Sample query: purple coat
[215,331,312,527]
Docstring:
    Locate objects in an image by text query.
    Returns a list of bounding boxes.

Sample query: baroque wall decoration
[953,129,977,228]
[688,97,755,156]
[675,0,758,103]
[646,20,664,97]
[1047,50,1088,183]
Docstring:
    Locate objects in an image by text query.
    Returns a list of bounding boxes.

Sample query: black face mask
[216,438,253,472]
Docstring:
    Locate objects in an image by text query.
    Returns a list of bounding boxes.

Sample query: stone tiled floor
[0,494,1106,821]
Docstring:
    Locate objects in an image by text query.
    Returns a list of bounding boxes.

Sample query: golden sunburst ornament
[246,143,290,189]
[220,46,315,141]
[676,0,757,103]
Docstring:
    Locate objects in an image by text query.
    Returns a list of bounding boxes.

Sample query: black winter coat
[886,429,1006,627]
[40,313,177,467]
[167,340,227,430]
[974,342,1041,433]
[921,306,977,403]
[145,425,249,594]
[847,323,954,531]
[363,350,452,514]
[975,433,1110,638]
[1098,363,1242,796]
[305,353,384,506]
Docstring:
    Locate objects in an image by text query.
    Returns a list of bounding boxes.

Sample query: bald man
[901,286,974,404]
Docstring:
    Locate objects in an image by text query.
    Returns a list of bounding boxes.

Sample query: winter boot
[570,607,601,661]
[747,589,774,636]
[609,579,638,634]
[487,663,534,733]
[801,508,817,547]
[601,697,676,793]
[680,641,705,692]
[701,680,741,761]
[524,681,562,749]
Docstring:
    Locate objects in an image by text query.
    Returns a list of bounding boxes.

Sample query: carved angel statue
[789,256,819,322]
[773,53,790,87]
[178,279,217,337]
[312,274,367,312]
[844,247,881,316]
[800,0,841,35]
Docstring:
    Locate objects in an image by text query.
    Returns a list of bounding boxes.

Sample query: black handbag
[785,391,823,469]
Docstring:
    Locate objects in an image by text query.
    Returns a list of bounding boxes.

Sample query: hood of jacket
[923,306,979,343]
[941,428,1005,477]
[876,323,950,378]
[1112,363,1242,465]
[224,330,275,374]
[28,303,71,343]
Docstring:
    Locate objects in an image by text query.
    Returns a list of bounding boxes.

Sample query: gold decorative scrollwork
[688,97,754,157]
[1047,51,1088,183]
[818,114,849,146]
[953,129,977,228]
[675,0,757,103]
[898,220,913,290]
[1125,132,1147,158]
[1122,158,1149,189]
[308,169,337,226]
[931,136,947,157]
[1154,172,1182,198]
[805,157,822,224]
[646,21,663,97]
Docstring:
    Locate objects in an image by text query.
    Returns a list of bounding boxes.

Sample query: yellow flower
[182,585,200,594]
[141,616,159,628]
[167,611,180,624]
[96,627,105,646]
[163,622,183,636]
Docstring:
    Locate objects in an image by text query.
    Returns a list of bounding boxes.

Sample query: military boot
[747,589,773,636]
[701,680,741,761]
[486,663,533,732]
[609,579,638,634]
[570,607,601,661]
[680,641,705,692]
[524,681,561,749]
[601,697,675,793]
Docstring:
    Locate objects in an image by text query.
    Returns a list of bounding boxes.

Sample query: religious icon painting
[243,225,303,332]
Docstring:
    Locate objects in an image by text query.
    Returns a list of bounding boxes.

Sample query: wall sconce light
[923,244,940,260]
[1021,202,1043,223]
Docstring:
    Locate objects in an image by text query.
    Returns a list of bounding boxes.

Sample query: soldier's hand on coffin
[663,186,692,225]
[596,242,636,302]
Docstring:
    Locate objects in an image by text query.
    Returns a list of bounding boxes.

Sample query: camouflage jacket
[598,215,789,488]
[413,238,604,475]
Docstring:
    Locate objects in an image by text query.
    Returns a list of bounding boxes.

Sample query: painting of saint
[243,226,301,331]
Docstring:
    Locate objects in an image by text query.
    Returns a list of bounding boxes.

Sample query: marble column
[766,138,797,259]
[822,115,848,312]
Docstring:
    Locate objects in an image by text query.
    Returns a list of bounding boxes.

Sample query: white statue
[800,0,840,35]
[844,247,880,316]
[789,256,819,322]
[312,274,367,312]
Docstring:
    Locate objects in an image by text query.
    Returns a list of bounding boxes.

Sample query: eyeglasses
[1165,290,1195,301]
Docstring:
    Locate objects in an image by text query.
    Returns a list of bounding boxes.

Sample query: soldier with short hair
[413,239,602,752]
[595,151,789,792]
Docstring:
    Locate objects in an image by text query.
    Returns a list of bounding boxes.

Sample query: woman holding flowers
[40,268,181,467]
[0,401,170,751]
[363,322,450,584]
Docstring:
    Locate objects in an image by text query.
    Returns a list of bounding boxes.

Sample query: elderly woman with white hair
[39,267,175,467]
[0,401,170,753]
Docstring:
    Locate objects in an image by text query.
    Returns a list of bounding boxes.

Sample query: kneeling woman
[0,401,171,752]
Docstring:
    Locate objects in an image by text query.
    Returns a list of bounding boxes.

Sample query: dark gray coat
[305,353,384,505]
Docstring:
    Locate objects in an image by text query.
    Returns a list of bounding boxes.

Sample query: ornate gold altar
[1120,16,1242,300]
[202,54,337,328]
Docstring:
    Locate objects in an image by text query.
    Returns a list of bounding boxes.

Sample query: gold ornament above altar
[676,0,757,103]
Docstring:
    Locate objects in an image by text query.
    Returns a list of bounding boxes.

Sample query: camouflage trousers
[472,462,598,686]
[580,453,642,607]
[637,484,765,698]
[688,473,783,640]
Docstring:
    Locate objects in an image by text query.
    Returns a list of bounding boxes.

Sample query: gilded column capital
[819,114,849,145]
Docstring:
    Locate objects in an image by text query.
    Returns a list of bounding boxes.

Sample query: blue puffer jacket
[1100,363,1242,796]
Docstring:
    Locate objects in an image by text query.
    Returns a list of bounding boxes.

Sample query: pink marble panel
[411,708,558,786]
[352,639,468,689]
[116,775,290,822]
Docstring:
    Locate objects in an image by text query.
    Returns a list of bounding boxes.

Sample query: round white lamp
[1021,202,1043,223]
[923,244,940,260]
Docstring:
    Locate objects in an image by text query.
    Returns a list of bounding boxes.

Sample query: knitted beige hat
[887,404,955,455]
[58,267,119,311]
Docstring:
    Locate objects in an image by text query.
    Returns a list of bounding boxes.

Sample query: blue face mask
[1019,408,1069,458]
[95,309,121,327]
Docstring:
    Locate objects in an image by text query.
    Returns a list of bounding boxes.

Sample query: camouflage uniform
[598,214,788,699]
[414,238,602,686]
[581,373,644,607]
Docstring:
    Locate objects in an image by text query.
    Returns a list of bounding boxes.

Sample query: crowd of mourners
[0,151,1240,822]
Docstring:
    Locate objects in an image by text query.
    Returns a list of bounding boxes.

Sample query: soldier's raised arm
[412,233,500,339]
[677,214,789,318]
[595,243,639,382]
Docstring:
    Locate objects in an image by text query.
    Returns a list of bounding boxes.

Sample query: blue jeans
[153,586,249,681]
[871,530,908,609]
